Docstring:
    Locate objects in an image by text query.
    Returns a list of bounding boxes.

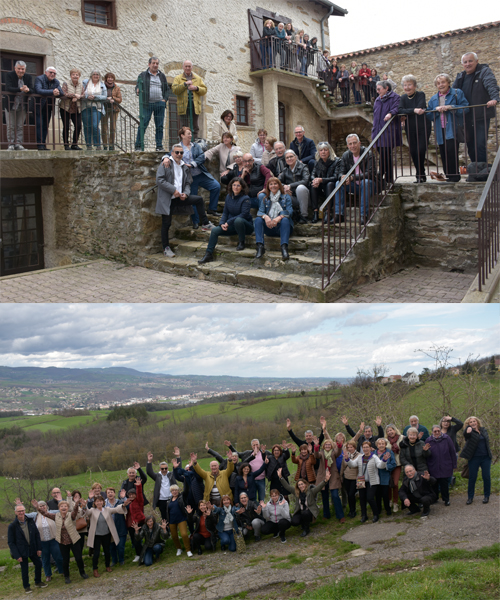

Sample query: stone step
[168,239,324,276]
[143,253,328,301]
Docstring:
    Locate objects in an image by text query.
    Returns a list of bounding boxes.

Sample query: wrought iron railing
[249,35,324,78]
[476,148,500,291]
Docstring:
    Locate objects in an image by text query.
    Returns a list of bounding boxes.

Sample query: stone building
[0,0,348,150]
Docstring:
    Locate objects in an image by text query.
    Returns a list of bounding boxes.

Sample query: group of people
[2,57,202,152]
[8,410,491,593]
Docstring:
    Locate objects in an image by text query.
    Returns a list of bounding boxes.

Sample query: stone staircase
[142,192,405,302]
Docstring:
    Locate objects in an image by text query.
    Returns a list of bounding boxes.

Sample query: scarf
[222,505,233,527]
[388,434,400,454]
[409,473,421,494]
[298,491,308,511]
[268,190,283,219]
[323,448,334,469]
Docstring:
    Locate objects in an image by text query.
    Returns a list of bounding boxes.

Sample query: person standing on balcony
[290,125,317,172]
[34,66,64,151]
[358,63,371,104]
[337,64,350,105]
[452,52,499,165]
[262,19,277,69]
[3,60,33,150]
[60,69,83,151]
[398,75,429,182]
[349,61,362,105]
[135,57,170,152]
[172,60,206,139]
[101,72,122,151]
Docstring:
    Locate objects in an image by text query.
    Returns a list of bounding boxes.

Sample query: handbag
[75,517,87,531]
[233,528,246,553]
[461,462,469,479]
[356,459,368,489]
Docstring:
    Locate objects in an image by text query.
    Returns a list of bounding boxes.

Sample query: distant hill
[0,365,349,388]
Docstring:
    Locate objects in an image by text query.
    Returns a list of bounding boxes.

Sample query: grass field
[0,411,109,431]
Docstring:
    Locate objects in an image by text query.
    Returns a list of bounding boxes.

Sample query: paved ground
[1,261,476,304]
[341,267,476,303]
[0,260,303,304]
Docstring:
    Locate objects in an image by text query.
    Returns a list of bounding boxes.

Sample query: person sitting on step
[198,177,254,264]
[254,177,293,261]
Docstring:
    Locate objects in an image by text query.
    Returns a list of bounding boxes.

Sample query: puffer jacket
[460,427,492,461]
[400,438,431,473]
[278,161,310,194]
[375,449,397,485]
[344,452,388,486]
[262,496,291,523]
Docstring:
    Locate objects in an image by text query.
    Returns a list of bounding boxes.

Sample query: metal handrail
[476,148,500,218]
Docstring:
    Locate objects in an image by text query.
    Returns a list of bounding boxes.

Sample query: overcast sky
[328,1,499,55]
[0,304,497,378]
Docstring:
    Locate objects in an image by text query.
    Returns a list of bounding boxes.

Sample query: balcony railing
[320,104,498,290]
[250,36,323,78]
[1,92,196,152]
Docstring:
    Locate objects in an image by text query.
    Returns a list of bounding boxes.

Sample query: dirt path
[6,494,498,600]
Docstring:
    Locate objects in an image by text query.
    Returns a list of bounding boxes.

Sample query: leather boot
[311,210,319,223]
[93,570,100,577]
[198,251,214,264]
[236,241,245,251]
[281,243,289,260]
[255,243,265,259]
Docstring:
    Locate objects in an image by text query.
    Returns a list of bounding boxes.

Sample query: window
[82,1,116,28]
[236,96,249,126]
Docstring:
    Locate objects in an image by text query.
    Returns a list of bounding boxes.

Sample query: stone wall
[398,182,481,273]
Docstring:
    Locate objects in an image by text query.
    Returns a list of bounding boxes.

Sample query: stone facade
[0,0,335,149]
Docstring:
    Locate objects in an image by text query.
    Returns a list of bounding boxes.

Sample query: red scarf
[387,434,400,454]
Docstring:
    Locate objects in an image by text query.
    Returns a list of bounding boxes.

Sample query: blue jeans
[254,478,266,502]
[352,85,362,104]
[465,114,490,163]
[254,216,293,245]
[190,173,221,224]
[41,538,63,577]
[206,218,254,253]
[468,455,491,499]
[143,544,163,566]
[335,179,373,216]
[82,107,102,147]
[260,39,273,69]
[136,100,166,149]
[249,196,261,209]
[321,488,345,520]
[219,530,236,552]
[110,534,127,565]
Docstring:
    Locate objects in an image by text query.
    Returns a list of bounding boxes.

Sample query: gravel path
[6,494,498,600]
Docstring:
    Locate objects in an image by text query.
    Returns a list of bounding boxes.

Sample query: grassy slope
[0,411,109,431]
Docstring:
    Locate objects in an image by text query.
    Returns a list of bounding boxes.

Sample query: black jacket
[268,155,287,176]
[278,161,310,193]
[220,193,252,226]
[341,147,375,180]
[136,69,171,104]
[287,428,324,448]
[290,136,317,164]
[453,64,500,120]
[146,462,176,509]
[2,70,34,110]
[8,516,41,559]
[187,511,218,550]
[121,468,149,506]
[235,500,265,527]
[460,427,492,461]
[264,449,291,480]
[165,495,189,522]
[345,424,384,451]
[399,473,437,502]
[34,74,64,108]
[443,417,463,453]
[221,164,244,186]
[311,157,343,183]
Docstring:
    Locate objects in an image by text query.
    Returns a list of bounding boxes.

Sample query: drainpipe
[320,5,334,51]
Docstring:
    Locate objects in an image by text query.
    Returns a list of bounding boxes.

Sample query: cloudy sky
[329,0,498,54]
[0,304,498,378]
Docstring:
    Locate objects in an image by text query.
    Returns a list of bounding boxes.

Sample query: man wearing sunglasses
[156,143,214,257]
[147,451,176,521]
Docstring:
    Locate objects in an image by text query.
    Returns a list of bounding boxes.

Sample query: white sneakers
[186,551,193,557]
[132,555,140,562]
[176,549,182,556]
[392,502,399,513]
[163,246,175,257]
[201,222,215,231]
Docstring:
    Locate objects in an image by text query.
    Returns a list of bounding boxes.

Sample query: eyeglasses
[173,151,184,155]
[318,142,329,147]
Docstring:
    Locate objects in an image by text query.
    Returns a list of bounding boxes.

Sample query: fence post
[138,77,145,151]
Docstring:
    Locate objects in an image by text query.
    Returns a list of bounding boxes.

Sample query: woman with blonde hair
[460,416,491,505]
[262,19,276,68]
[60,68,83,150]
[314,435,345,522]
[81,69,107,149]
[254,176,293,260]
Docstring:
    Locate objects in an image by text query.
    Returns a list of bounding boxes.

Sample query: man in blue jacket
[453,52,499,164]
[290,125,317,172]
[34,67,64,150]
[7,504,47,593]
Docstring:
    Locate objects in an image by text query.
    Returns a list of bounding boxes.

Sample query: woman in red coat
[358,63,372,104]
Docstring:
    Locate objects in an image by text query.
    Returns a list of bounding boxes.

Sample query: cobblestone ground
[340,267,476,303]
[1,261,476,304]
[0,261,303,304]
